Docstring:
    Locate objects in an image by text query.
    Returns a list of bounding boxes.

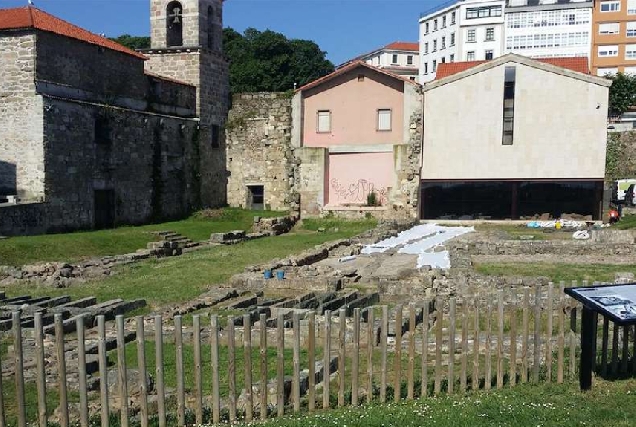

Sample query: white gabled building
[504,0,593,59]
[419,0,506,83]
[352,41,420,81]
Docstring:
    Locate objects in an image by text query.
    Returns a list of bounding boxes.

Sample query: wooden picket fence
[1,281,634,427]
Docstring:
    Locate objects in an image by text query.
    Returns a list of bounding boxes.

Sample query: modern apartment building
[353,41,420,81]
[505,0,593,59]
[592,0,636,75]
[419,0,506,83]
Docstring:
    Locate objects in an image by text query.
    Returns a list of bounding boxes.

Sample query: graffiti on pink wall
[330,178,388,205]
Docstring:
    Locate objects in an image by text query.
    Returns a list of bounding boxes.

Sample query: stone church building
[0,0,228,235]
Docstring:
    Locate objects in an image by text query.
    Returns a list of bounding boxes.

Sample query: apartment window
[424,62,428,74]
[451,32,456,46]
[424,42,429,54]
[626,44,636,59]
[442,36,446,49]
[598,45,619,57]
[485,50,494,60]
[434,19,438,31]
[317,110,331,133]
[433,59,437,72]
[442,16,447,28]
[600,1,621,12]
[441,57,446,63]
[450,54,455,62]
[466,5,502,19]
[486,27,495,41]
[597,67,618,76]
[409,76,416,81]
[502,66,516,146]
[407,55,413,65]
[392,54,399,64]
[467,29,476,42]
[629,0,636,14]
[628,22,636,37]
[433,40,437,51]
[599,22,620,34]
[426,22,430,33]
[377,109,392,131]
[451,11,456,24]
[467,51,475,61]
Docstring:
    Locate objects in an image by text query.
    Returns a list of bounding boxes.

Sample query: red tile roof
[385,41,419,51]
[296,60,419,92]
[435,57,590,80]
[0,6,147,60]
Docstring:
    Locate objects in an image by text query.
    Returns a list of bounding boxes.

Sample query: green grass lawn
[231,379,636,427]
[474,263,636,283]
[0,208,286,267]
[1,218,376,309]
[615,214,636,230]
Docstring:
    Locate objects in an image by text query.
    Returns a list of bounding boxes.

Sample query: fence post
[0,316,5,427]
[407,304,415,400]
[323,310,332,409]
[12,312,26,427]
[367,307,375,403]
[259,313,268,420]
[193,316,203,426]
[434,298,443,395]
[277,312,285,417]
[244,313,254,422]
[484,299,492,390]
[546,283,554,382]
[34,312,46,427]
[77,315,89,427]
[55,314,69,427]
[98,316,109,427]
[422,301,430,397]
[509,289,517,387]
[557,283,565,384]
[394,305,403,402]
[210,315,220,424]
[611,321,619,375]
[352,308,361,406]
[461,299,468,392]
[533,286,542,384]
[174,316,185,427]
[308,311,316,413]
[472,297,480,391]
[293,311,301,413]
[155,316,166,427]
[380,306,388,403]
[137,317,149,427]
[497,291,504,389]
[116,315,129,427]
[521,287,530,384]
[228,316,237,424]
[448,298,456,394]
[338,309,346,407]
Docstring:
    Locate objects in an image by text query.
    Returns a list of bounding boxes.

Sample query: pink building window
[377,109,392,131]
[317,110,331,133]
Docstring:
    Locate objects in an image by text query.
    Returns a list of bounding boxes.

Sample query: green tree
[223,27,334,93]
[109,34,150,50]
[608,72,636,117]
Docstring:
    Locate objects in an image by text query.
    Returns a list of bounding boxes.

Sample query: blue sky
[0,0,446,65]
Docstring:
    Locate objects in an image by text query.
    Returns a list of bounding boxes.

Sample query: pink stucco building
[292,61,422,217]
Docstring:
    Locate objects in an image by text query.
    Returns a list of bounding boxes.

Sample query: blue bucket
[263,270,273,279]
[276,270,285,280]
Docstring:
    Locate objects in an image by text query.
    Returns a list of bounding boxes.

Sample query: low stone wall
[0,202,49,236]
[449,238,636,257]
[253,215,298,235]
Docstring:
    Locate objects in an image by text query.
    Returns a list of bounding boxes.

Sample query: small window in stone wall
[95,116,111,145]
[167,1,184,47]
[211,124,221,148]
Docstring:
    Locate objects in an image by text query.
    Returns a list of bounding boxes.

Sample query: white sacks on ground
[361,223,474,269]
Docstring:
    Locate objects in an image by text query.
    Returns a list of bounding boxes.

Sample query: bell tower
[144,0,229,207]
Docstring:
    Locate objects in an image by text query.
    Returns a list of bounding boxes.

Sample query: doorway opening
[247,185,264,210]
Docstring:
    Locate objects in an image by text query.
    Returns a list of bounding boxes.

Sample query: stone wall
[0,97,201,236]
[226,93,295,211]
[296,147,328,217]
[0,32,45,200]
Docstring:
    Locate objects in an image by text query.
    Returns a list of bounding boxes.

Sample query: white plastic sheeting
[361,224,474,269]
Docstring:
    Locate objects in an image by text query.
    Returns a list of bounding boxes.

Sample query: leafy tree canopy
[607,72,636,117]
[110,28,335,93]
[224,27,334,93]
[109,34,151,50]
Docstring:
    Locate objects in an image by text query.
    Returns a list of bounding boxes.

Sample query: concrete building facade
[505,0,593,59]
[592,0,636,75]
[422,54,610,220]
